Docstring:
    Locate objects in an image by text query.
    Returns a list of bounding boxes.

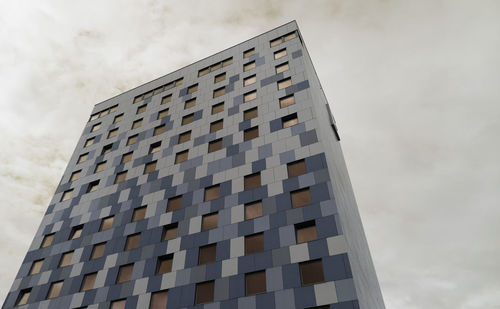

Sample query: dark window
[121,152,133,164]
[150,290,168,309]
[69,225,83,240]
[214,72,226,83]
[187,83,198,94]
[100,216,114,231]
[204,185,220,201]
[211,102,224,115]
[41,233,54,248]
[91,242,106,259]
[213,87,225,98]
[287,159,307,178]
[295,220,318,244]
[244,172,261,190]
[245,232,264,255]
[184,98,196,109]
[246,271,266,295]
[244,126,259,141]
[178,131,191,144]
[47,280,63,299]
[195,281,215,304]
[208,139,223,153]
[137,104,147,114]
[132,206,147,222]
[144,161,157,174]
[149,141,161,154]
[116,263,134,283]
[182,113,194,125]
[161,94,172,105]
[162,223,178,241]
[158,108,169,119]
[282,113,298,128]
[156,254,173,274]
[59,251,73,267]
[153,125,166,136]
[101,144,113,155]
[245,201,262,220]
[15,288,31,306]
[113,114,123,123]
[175,150,189,164]
[202,213,218,231]
[243,48,255,58]
[210,119,223,133]
[125,233,140,250]
[243,107,258,120]
[291,188,312,208]
[300,259,325,285]
[198,243,217,265]
[167,196,182,212]
[115,171,127,184]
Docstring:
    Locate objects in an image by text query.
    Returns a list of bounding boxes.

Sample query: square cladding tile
[3,21,386,309]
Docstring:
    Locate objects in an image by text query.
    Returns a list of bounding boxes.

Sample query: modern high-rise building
[3,21,384,309]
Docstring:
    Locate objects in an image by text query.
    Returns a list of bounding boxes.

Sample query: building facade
[3,21,385,309]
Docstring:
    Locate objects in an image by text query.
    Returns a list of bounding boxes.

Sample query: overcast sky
[1,1,499,308]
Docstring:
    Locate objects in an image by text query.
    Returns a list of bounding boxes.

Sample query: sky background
[1,1,499,308]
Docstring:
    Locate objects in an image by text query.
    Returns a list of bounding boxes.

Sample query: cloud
[1,0,500,308]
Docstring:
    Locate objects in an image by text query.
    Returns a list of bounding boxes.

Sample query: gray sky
[1,1,499,308]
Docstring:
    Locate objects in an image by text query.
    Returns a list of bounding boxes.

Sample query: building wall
[4,21,383,309]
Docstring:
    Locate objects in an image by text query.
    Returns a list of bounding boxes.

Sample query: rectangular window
[222,57,233,67]
[153,86,163,96]
[84,137,95,147]
[132,119,142,129]
[132,206,147,222]
[101,143,112,155]
[278,77,292,90]
[204,185,220,201]
[77,153,88,164]
[150,290,168,309]
[153,125,166,136]
[243,48,255,58]
[287,159,307,178]
[91,242,106,259]
[94,161,106,173]
[90,113,99,121]
[61,189,73,202]
[156,254,173,274]
[100,216,114,231]
[70,170,81,182]
[86,180,99,193]
[212,102,224,115]
[274,48,287,59]
[16,289,31,306]
[214,72,226,83]
[246,271,266,295]
[59,251,73,267]
[100,109,109,117]
[202,212,218,231]
[245,232,264,255]
[244,172,261,190]
[70,225,83,240]
[195,281,215,304]
[127,134,138,146]
[162,223,178,241]
[243,107,258,121]
[187,84,198,94]
[270,37,283,47]
[279,94,295,108]
[121,152,133,164]
[213,87,226,98]
[244,61,256,72]
[29,259,44,275]
[198,67,209,77]
[282,113,299,128]
[244,90,257,102]
[178,131,191,144]
[144,161,157,174]
[291,187,312,208]
[110,299,126,309]
[125,233,140,250]
[47,281,63,299]
[284,31,297,41]
[41,233,54,248]
[270,31,297,47]
[243,74,256,87]
[113,114,123,124]
[116,263,134,283]
[143,91,153,100]
[244,126,259,141]
[210,119,223,133]
[275,62,289,74]
[149,141,161,154]
[175,78,183,86]
[137,104,147,114]
[91,123,101,132]
[167,195,182,212]
[198,243,217,265]
[208,139,223,153]
[115,171,127,184]
[184,98,196,109]
[80,273,97,292]
[210,63,221,72]
[161,94,172,105]
[245,200,262,220]
[300,259,325,285]
[182,113,194,125]
[158,108,169,119]
[175,150,189,164]
[295,220,318,244]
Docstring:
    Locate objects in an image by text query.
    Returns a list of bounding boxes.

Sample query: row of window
[198,57,233,77]
[89,105,118,122]
[133,77,183,104]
